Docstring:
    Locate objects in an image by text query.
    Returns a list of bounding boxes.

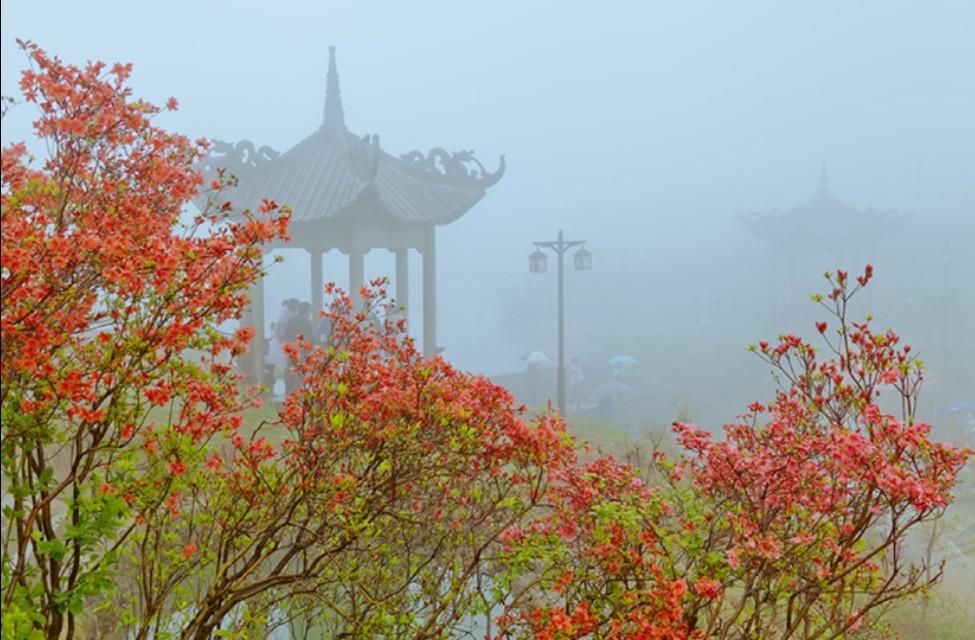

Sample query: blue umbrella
[608,355,638,367]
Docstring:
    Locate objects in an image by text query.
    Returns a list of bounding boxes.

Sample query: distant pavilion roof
[740,165,907,248]
[202,47,504,226]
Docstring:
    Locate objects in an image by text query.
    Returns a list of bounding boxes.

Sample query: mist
[0,0,975,637]
[3,0,972,626]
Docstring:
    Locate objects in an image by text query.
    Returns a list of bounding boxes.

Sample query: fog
[3,0,972,425]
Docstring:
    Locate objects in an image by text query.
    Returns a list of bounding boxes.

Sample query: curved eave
[200,129,500,226]
[373,155,489,225]
[741,204,908,245]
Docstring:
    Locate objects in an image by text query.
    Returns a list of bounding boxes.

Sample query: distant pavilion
[741,166,907,317]
[203,47,504,381]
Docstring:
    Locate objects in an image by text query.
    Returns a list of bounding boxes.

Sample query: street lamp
[529,229,590,416]
[529,249,548,274]
[573,246,592,271]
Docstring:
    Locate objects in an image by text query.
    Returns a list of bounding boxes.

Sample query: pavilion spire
[816,160,830,199]
[322,46,346,132]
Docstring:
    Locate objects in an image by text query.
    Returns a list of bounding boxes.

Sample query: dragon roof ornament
[203,139,280,177]
[398,148,505,188]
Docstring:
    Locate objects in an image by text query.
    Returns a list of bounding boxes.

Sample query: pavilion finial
[816,160,830,199]
[322,46,346,132]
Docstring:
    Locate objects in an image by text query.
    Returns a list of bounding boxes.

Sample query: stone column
[249,256,266,387]
[798,249,808,293]
[422,227,437,357]
[309,248,323,315]
[349,247,365,311]
[394,248,409,326]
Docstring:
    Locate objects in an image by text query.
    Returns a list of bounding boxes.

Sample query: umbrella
[588,381,632,402]
[523,351,552,366]
[943,402,975,414]
[608,355,638,367]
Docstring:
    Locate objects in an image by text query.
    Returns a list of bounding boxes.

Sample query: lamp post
[529,229,591,416]
[934,240,950,424]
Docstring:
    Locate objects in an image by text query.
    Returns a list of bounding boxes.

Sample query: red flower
[693,576,723,599]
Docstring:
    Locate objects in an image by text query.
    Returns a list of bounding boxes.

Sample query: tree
[496,266,970,640]
[1,42,288,638]
[113,282,579,639]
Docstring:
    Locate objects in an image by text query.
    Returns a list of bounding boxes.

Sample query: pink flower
[726,548,741,569]
[878,369,898,384]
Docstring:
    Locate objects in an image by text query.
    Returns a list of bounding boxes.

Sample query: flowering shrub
[664,266,969,638]
[1,42,287,638]
[495,266,969,640]
[495,457,692,640]
[114,283,579,638]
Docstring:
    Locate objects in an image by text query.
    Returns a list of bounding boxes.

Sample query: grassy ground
[881,590,975,640]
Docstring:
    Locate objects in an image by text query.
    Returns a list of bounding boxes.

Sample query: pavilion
[202,47,504,380]
[741,166,907,317]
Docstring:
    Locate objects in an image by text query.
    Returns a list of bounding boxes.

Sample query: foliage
[495,266,970,640]
[0,42,288,638]
[115,282,579,639]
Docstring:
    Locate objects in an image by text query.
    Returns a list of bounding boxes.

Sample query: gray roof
[741,167,907,247]
[200,47,503,226]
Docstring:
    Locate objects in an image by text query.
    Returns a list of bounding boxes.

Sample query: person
[525,362,540,407]
[283,301,313,395]
[597,393,616,423]
[275,298,298,343]
[262,325,276,389]
[567,358,585,410]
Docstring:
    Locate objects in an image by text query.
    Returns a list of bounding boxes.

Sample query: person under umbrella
[283,301,313,396]
[567,358,585,410]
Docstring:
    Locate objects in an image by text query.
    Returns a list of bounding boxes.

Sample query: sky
[3,0,973,392]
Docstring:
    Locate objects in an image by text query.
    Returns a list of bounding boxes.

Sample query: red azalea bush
[496,266,970,640]
[119,283,580,639]
[1,42,287,638]
[495,457,692,640]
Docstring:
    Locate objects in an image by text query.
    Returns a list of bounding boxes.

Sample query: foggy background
[3,0,973,430]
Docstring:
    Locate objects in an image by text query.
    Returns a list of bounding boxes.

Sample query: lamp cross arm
[534,239,587,253]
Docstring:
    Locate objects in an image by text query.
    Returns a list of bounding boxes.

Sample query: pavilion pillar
[787,251,798,301]
[866,244,876,306]
[395,248,409,324]
[309,249,323,316]
[240,302,254,377]
[248,256,266,387]
[349,247,365,311]
[423,227,437,357]
[798,250,808,292]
